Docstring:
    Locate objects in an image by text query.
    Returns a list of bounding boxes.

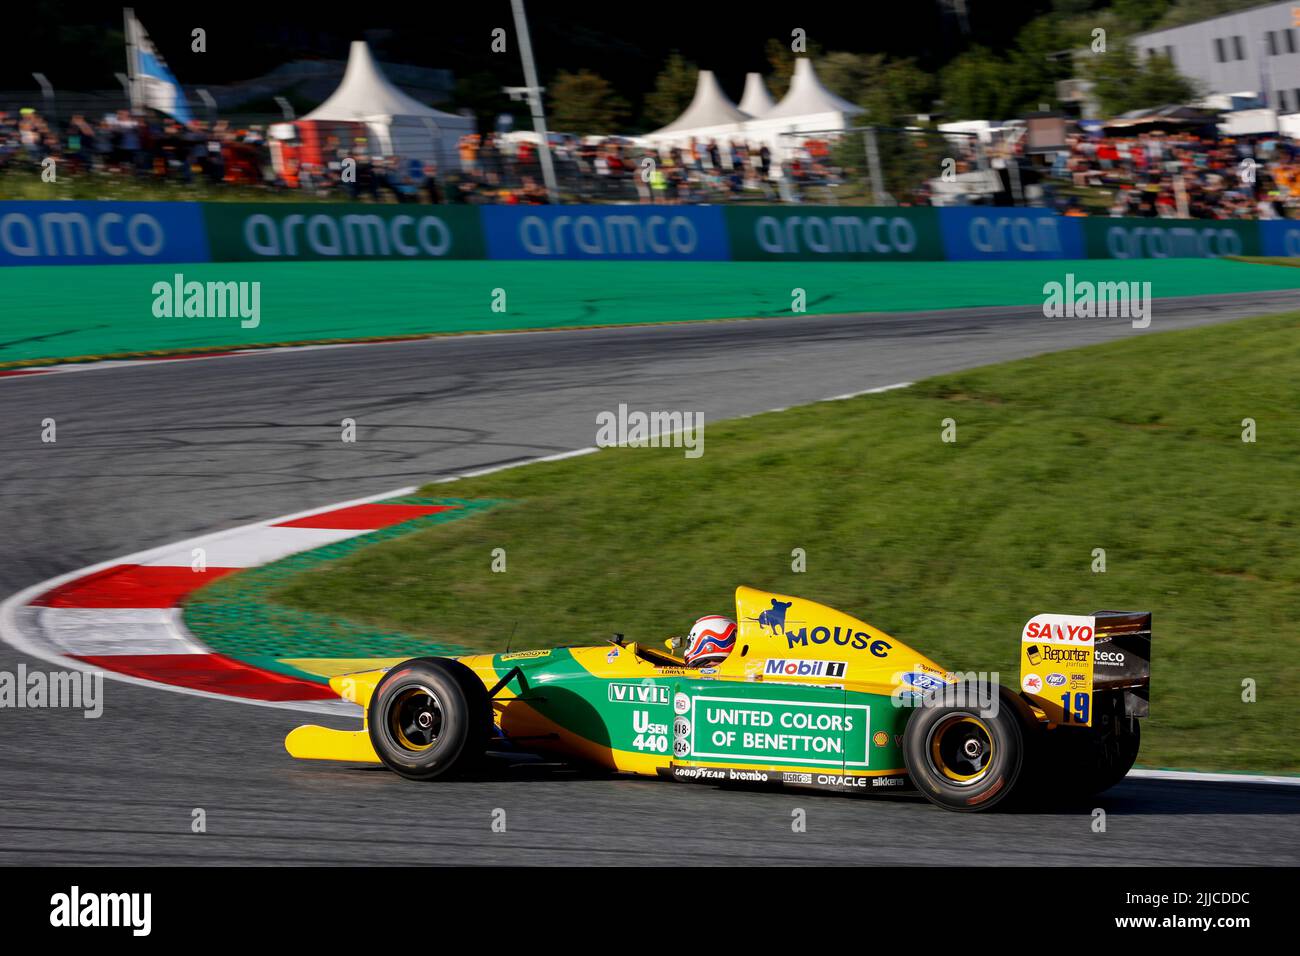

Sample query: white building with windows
[1132,1,1300,113]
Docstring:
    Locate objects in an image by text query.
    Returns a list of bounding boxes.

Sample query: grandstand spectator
[11,99,1300,218]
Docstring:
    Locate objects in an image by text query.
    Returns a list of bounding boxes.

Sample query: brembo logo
[1,210,166,258]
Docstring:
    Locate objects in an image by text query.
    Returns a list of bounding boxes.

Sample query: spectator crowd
[1056,129,1300,219]
[6,104,1300,218]
[0,106,850,205]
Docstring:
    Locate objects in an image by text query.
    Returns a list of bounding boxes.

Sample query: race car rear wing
[1091,610,1151,717]
[1019,611,1151,726]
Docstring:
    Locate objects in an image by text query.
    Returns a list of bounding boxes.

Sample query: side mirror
[665,635,685,655]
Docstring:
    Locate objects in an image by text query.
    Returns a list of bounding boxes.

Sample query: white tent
[738,73,776,118]
[302,40,473,170]
[644,70,751,148]
[744,58,865,158]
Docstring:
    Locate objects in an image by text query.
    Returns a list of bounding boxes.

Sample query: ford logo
[900,671,949,690]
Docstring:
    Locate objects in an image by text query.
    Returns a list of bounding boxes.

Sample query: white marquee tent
[644,69,751,147]
[302,40,473,170]
[743,58,865,157]
[738,72,776,118]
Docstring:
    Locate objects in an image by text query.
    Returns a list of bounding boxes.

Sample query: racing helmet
[683,615,737,668]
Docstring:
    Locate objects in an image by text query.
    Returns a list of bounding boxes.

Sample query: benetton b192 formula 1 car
[286,587,1151,811]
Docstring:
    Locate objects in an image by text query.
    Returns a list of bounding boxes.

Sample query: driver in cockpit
[681,615,737,668]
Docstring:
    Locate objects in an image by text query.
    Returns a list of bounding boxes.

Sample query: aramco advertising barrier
[0,201,210,266]
[0,201,1285,265]
[200,203,486,260]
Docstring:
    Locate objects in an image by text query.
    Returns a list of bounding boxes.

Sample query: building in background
[1131,1,1300,114]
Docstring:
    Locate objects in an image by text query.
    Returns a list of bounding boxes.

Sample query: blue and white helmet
[684,615,737,667]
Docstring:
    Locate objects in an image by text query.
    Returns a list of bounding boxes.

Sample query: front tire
[367,658,490,781]
[903,683,1029,812]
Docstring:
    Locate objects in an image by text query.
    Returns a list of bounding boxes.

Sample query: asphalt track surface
[2,291,1299,866]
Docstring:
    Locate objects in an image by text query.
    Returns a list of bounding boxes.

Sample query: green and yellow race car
[286,587,1151,811]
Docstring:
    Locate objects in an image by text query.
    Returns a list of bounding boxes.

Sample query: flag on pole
[125,8,194,124]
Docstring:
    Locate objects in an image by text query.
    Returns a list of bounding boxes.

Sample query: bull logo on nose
[752,599,794,635]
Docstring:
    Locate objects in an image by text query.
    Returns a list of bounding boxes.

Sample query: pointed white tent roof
[303,40,464,122]
[648,69,751,136]
[738,73,776,117]
[762,57,865,120]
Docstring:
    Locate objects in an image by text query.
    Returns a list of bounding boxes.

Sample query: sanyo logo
[0,210,165,258]
[755,214,917,255]
[244,213,452,257]
[519,214,698,256]
[1105,225,1242,259]
[969,214,1061,254]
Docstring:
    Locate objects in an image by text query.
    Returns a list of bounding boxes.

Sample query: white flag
[126,8,194,124]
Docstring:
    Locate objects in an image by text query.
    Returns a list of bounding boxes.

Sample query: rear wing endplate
[1019,611,1151,726]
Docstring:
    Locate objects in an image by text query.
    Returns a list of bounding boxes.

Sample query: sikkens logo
[785,626,891,657]
[1022,613,1094,644]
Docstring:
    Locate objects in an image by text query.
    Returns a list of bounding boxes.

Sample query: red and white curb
[0,448,600,715]
[0,485,440,715]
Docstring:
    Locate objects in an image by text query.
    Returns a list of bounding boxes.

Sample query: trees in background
[544,1,1220,136]
[643,53,698,129]
[1087,48,1199,114]
[548,69,629,134]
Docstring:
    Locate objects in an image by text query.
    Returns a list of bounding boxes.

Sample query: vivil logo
[747,598,799,635]
[607,682,669,705]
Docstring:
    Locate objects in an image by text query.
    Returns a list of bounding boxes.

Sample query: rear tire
[903,683,1030,812]
[1089,716,1140,794]
[1032,695,1142,799]
[367,658,491,781]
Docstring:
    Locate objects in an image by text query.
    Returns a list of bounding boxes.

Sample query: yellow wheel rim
[387,685,442,753]
[929,715,994,784]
